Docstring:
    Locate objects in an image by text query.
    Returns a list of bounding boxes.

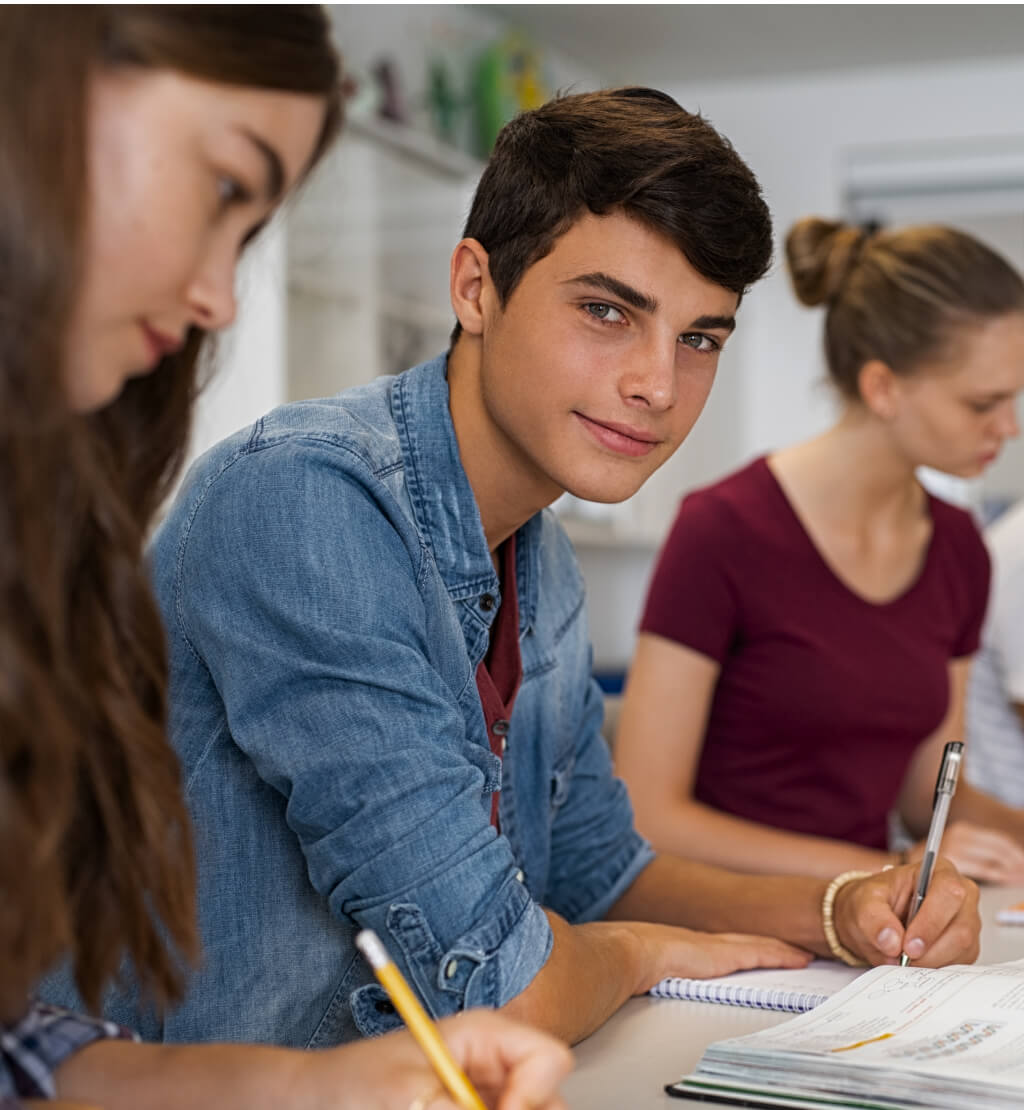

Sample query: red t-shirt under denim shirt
[475,535,523,829]
[640,456,990,850]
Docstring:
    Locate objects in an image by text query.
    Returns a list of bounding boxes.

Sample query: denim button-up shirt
[40,355,653,1047]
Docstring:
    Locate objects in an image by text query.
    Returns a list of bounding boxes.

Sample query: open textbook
[651,961,863,1013]
[668,958,1024,1108]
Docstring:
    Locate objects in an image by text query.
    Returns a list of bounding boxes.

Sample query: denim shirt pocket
[386,902,496,1012]
[308,953,385,1046]
[349,902,485,1038]
[350,982,406,1038]
[349,902,447,1037]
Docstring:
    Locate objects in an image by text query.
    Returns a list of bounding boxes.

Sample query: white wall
[664,55,1024,480]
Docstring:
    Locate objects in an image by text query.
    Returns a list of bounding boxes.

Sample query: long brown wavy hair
[0,6,343,1021]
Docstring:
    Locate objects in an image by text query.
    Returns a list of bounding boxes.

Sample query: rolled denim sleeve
[171,441,552,1016]
[544,669,655,924]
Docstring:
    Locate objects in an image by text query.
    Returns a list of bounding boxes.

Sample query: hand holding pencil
[356,929,572,1110]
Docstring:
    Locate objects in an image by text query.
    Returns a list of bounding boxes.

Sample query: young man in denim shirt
[44,89,979,1047]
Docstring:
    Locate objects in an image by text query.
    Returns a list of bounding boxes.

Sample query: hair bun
[785,217,870,307]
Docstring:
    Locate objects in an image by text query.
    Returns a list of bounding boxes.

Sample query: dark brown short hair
[787,217,1024,398]
[452,87,772,342]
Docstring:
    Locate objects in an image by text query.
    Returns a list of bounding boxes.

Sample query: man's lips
[575,412,661,458]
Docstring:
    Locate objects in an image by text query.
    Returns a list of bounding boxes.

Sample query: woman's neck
[769,410,926,529]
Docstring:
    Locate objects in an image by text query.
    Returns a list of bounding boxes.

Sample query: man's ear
[857,358,900,420]
[450,238,492,337]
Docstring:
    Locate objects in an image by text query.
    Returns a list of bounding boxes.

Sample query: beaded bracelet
[821,869,872,967]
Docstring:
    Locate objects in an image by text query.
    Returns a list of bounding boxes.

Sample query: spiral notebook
[650,959,863,1013]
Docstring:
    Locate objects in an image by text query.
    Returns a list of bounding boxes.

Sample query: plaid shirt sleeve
[1,1001,138,1102]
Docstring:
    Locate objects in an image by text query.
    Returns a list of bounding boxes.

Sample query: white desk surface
[562,884,1024,1108]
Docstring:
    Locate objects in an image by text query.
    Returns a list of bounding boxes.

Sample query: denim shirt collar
[393,354,540,635]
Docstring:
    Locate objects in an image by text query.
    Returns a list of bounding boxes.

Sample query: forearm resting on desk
[57,1040,326,1110]
[57,1016,573,1110]
[501,911,646,1045]
[606,854,980,968]
[57,1038,473,1110]
[606,854,830,952]
[502,907,809,1045]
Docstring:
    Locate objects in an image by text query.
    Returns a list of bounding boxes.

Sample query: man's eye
[584,302,625,324]
[680,333,719,352]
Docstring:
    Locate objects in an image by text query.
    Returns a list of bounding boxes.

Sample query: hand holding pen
[899,741,963,967]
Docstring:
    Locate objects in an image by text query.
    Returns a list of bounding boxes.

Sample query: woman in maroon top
[617,217,1024,884]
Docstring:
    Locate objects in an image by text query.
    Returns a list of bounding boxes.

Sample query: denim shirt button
[492,719,510,736]
[444,958,459,980]
[480,593,496,612]
[515,869,525,883]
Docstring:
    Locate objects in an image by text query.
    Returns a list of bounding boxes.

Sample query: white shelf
[286,112,478,397]
[560,517,664,552]
[348,114,483,180]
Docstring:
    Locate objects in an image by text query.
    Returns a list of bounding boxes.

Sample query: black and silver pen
[899,740,963,967]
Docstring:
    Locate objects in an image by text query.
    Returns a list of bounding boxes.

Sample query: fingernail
[876,927,899,953]
[905,937,925,958]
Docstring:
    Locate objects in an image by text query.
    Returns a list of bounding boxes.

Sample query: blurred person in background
[966,498,1024,807]
[619,217,1024,887]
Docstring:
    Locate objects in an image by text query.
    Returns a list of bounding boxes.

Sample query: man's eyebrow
[565,273,737,333]
[564,272,658,314]
[237,127,285,201]
[690,314,737,335]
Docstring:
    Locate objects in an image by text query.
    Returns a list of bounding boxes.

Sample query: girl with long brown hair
[0,7,569,1108]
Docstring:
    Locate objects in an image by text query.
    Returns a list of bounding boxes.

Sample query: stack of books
[668,959,1024,1108]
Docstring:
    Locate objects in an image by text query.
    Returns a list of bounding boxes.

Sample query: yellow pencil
[355,929,488,1110]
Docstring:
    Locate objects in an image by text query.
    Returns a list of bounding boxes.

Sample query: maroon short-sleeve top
[640,456,990,850]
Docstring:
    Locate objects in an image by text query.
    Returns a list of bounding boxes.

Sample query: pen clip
[933,741,963,806]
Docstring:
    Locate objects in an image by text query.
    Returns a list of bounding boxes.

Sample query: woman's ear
[857,358,900,420]
[450,238,492,338]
